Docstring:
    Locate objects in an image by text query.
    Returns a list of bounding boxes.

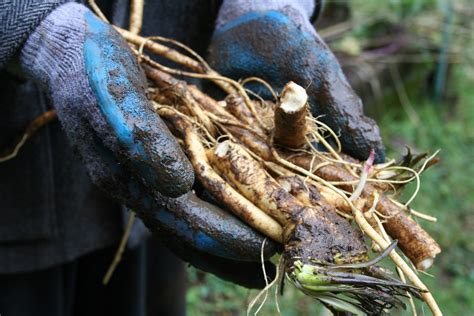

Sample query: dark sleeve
[0,0,65,69]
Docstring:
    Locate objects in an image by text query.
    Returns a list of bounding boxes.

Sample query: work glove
[19,3,276,287]
[208,0,386,162]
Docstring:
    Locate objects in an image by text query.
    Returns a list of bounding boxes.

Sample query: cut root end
[273,82,309,149]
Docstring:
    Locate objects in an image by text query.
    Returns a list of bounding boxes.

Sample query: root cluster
[142,60,441,313]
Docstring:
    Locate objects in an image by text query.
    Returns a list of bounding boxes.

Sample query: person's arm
[0,1,64,69]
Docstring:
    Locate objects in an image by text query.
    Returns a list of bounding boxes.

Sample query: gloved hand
[90,128,277,288]
[19,3,276,287]
[20,3,193,198]
[208,0,386,162]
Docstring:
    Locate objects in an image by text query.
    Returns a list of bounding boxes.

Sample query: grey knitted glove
[20,3,194,198]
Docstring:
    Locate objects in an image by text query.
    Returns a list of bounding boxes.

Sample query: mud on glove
[77,117,277,287]
[209,0,385,162]
[20,3,193,198]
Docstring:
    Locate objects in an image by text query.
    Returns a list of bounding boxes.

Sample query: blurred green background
[186,0,474,314]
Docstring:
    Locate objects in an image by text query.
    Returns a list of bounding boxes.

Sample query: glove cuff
[20,3,88,89]
[216,0,315,33]
[18,2,106,165]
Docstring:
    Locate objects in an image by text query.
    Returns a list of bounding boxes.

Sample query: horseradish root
[285,152,441,270]
[157,108,283,243]
[78,8,444,311]
[273,82,309,148]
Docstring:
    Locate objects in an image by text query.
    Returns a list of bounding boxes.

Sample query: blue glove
[209,0,385,162]
[20,3,193,198]
[76,125,277,286]
[19,3,277,284]
[88,130,276,264]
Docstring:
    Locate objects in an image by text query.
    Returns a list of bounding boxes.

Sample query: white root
[158,108,283,242]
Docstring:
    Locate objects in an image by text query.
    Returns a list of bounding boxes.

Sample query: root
[247,251,281,316]
[119,28,205,73]
[225,94,267,137]
[283,152,441,270]
[277,175,352,220]
[353,209,442,316]
[222,125,272,161]
[129,0,144,35]
[272,150,442,315]
[144,65,217,136]
[188,85,239,122]
[0,110,57,163]
[158,108,283,242]
[277,176,333,210]
[273,82,309,148]
[209,141,368,264]
[103,211,136,285]
[209,141,298,227]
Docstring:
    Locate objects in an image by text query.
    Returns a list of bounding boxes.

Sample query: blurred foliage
[331,0,473,68]
[187,266,325,316]
[350,0,440,25]
[186,0,474,314]
[380,64,474,314]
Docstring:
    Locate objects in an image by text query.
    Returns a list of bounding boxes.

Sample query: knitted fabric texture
[0,0,66,68]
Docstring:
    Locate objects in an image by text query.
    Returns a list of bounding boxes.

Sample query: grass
[186,266,324,316]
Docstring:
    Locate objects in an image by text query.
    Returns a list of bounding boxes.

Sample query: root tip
[215,141,230,158]
[417,257,435,271]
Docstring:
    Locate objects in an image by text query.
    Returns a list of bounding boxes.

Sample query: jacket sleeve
[0,0,65,69]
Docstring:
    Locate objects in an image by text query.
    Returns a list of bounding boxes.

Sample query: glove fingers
[163,236,277,289]
[79,125,278,262]
[83,11,194,197]
[71,117,151,205]
[139,191,278,262]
